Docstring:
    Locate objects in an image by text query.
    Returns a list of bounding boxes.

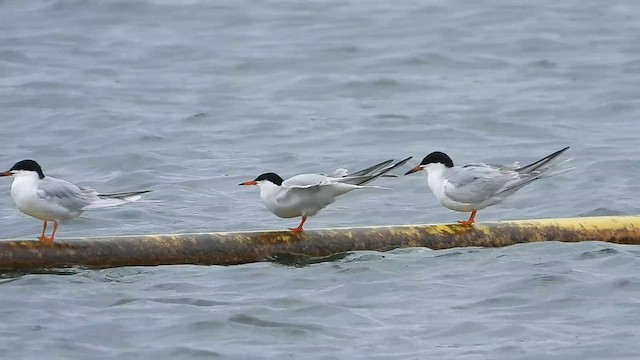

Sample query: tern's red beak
[404,165,424,175]
[0,171,12,177]
[239,180,257,186]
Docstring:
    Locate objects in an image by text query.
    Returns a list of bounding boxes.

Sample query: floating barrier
[0,215,638,270]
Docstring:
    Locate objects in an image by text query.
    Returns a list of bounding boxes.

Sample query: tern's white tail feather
[536,158,574,178]
[82,190,151,210]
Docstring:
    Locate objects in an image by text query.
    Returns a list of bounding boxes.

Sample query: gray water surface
[1,0,639,358]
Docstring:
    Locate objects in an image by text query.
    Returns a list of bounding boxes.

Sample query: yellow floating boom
[0,215,639,270]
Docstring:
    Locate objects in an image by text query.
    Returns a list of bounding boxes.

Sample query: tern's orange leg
[289,215,307,233]
[38,221,48,241]
[49,221,59,241]
[38,221,58,243]
[458,210,477,226]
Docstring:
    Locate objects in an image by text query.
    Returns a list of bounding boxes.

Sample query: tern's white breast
[259,182,350,218]
[426,167,477,212]
[11,175,80,221]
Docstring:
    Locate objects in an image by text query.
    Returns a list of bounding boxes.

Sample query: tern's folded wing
[443,166,517,204]
[282,174,334,189]
[36,177,97,212]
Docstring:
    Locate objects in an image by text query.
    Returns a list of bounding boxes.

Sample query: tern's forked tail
[82,190,152,210]
[516,146,570,175]
[495,147,572,196]
[341,156,413,186]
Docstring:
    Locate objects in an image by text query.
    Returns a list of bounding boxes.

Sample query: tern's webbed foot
[38,236,54,243]
[458,210,477,226]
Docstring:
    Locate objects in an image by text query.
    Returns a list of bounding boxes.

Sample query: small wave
[576,247,620,260]
[167,346,222,358]
[269,252,352,267]
[229,314,324,333]
[150,297,229,307]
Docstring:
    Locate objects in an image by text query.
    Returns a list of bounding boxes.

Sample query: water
[0,0,639,358]
[3,244,640,359]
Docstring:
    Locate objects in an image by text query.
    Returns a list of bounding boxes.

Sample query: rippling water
[1,0,639,358]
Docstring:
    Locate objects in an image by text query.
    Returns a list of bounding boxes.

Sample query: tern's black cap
[419,152,454,168]
[10,159,45,179]
[254,172,284,185]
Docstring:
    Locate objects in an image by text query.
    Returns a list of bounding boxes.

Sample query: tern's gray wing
[464,162,519,170]
[277,174,346,205]
[339,157,413,185]
[321,159,397,181]
[324,168,349,178]
[347,159,395,177]
[443,165,518,204]
[36,176,98,212]
[282,174,334,189]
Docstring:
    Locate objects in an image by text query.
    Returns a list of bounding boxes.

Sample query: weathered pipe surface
[0,215,638,270]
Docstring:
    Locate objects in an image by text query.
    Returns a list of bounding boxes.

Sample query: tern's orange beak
[239,180,257,186]
[404,165,424,175]
[0,171,12,177]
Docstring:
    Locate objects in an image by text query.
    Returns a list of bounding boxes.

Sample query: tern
[0,159,151,242]
[240,157,412,232]
[404,147,571,225]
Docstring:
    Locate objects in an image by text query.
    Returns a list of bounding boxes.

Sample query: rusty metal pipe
[0,215,639,270]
